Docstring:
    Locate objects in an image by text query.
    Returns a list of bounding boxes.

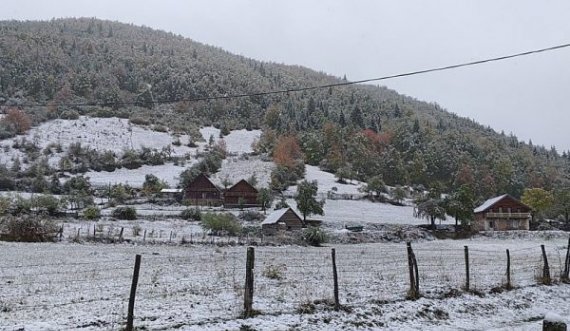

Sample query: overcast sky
[2,0,569,152]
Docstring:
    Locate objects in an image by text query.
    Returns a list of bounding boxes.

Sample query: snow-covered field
[1,237,569,330]
[286,198,422,227]
[286,165,365,197]
[0,116,198,168]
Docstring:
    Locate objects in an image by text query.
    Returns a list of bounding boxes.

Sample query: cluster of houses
[163,174,533,234]
[162,174,261,208]
[161,173,313,235]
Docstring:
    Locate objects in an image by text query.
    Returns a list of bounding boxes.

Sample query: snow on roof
[261,208,291,225]
[474,194,508,213]
[160,188,183,193]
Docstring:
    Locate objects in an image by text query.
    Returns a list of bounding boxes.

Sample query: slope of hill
[0,18,568,199]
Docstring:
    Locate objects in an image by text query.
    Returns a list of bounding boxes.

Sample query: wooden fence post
[59,225,63,241]
[93,224,96,238]
[506,249,512,289]
[562,238,570,282]
[412,247,419,295]
[541,244,551,285]
[126,254,141,331]
[244,246,255,317]
[464,246,470,291]
[119,227,124,242]
[406,242,418,299]
[331,248,340,310]
[143,229,146,243]
[169,231,173,243]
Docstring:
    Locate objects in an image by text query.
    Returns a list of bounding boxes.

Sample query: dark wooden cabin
[184,174,221,206]
[224,179,259,208]
[473,194,531,231]
[261,208,305,235]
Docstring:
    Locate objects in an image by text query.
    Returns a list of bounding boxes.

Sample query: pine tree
[295,180,325,222]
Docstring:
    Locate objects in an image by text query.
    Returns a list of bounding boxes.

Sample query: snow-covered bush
[112,206,137,220]
[201,212,241,236]
[180,208,201,221]
[302,227,327,247]
[83,206,101,220]
[0,215,58,242]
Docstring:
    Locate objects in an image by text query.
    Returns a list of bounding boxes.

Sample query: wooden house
[184,174,222,206]
[473,194,531,231]
[224,179,259,208]
[261,208,305,235]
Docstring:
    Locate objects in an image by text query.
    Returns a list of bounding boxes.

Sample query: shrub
[0,215,58,242]
[132,223,142,236]
[31,195,61,216]
[121,150,142,169]
[180,208,201,221]
[129,116,150,126]
[302,227,327,247]
[112,206,137,220]
[262,264,286,280]
[83,206,101,220]
[1,108,31,134]
[201,213,241,236]
[239,210,264,222]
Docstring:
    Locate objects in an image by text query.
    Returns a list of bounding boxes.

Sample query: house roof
[473,194,530,214]
[261,208,298,225]
[186,173,220,192]
[160,188,183,193]
[226,179,258,193]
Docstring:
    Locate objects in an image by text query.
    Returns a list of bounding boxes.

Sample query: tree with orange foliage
[2,108,31,134]
[273,135,304,169]
[270,135,305,191]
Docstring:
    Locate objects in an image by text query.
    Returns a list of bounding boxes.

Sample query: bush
[180,208,201,221]
[31,195,61,216]
[239,210,264,222]
[0,215,58,242]
[201,213,241,236]
[262,264,286,280]
[83,206,101,220]
[302,227,327,247]
[112,206,137,220]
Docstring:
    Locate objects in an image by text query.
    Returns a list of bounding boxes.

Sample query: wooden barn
[184,174,222,206]
[261,208,305,235]
[473,194,531,231]
[224,179,259,208]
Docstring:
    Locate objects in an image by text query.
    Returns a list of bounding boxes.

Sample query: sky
[2,0,570,152]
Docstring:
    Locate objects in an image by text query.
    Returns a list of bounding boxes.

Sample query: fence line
[1,241,570,329]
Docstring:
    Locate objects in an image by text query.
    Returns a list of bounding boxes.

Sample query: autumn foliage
[2,108,32,134]
[273,135,304,169]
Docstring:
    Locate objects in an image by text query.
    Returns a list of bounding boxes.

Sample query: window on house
[488,220,495,229]
[511,220,519,229]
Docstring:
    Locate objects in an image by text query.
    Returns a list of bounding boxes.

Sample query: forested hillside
[1,18,569,200]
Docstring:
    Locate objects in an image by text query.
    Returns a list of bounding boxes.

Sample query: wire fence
[1,240,569,330]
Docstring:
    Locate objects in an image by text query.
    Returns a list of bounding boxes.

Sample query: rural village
[0,16,570,331]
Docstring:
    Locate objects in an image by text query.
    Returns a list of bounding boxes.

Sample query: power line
[8,42,570,108]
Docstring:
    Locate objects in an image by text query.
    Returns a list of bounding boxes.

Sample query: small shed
[261,208,305,235]
[473,194,531,231]
[159,188,183,202]
[184,173,222,206]
[224,179,259,208]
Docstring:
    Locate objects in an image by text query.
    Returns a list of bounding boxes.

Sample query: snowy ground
[1,237,569,330]
[200,126,261,154]
[0,118,261,176]
[0,116,198,168]
[286,165,366,198]
[286,198,422,228]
